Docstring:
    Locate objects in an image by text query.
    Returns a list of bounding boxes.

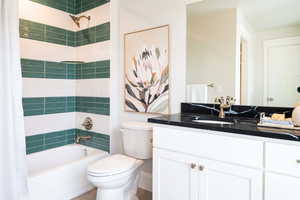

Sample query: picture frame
[124,25,170,114]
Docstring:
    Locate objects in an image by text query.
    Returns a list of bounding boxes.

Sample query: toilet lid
[88,154,138,176]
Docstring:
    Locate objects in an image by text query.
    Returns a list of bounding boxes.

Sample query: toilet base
[95,169,141,200]
[96,188,139,200]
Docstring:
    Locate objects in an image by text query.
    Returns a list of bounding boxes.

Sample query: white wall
[187,9,238,103]
[110,0,187,191]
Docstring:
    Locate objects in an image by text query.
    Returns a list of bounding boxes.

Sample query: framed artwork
[124,25,170,114]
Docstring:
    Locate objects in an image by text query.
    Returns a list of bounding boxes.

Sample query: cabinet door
[265,173,300,200]
[197,159,263,200]
[153,148,199,200]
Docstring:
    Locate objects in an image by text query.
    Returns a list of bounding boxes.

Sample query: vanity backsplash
[181,103,294,119]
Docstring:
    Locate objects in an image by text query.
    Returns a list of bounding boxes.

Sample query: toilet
[87,121,153,200]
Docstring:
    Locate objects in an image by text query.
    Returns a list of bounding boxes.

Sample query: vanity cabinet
[153,125,300,200]
[153,126,264,200]
[264,143,300,200]
[153,148,263,200]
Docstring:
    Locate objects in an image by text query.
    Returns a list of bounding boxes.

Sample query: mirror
[186,0,300,107]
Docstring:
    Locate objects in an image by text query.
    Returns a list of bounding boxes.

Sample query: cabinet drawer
[153,127,263,168]
[265,143,300,176]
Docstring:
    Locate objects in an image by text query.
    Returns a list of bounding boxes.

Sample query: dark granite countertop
[148,113,300,142]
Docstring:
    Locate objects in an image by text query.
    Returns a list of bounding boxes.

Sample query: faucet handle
[215,96,224,104]
[82,117,93,130]
[215,96,235,106]
[226,96,236,106]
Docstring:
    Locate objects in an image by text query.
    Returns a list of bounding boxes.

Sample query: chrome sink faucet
[215,96,236,118]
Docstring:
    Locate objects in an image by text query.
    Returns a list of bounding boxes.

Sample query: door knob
[267,97,274,102]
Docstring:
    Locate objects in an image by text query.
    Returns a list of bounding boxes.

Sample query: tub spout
[76,135,92,144]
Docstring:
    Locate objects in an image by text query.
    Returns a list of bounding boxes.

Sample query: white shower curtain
[0,0,29,199]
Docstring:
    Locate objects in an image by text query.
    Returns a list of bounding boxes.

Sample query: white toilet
[87,121,153,200]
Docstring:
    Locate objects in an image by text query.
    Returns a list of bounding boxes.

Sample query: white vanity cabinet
[153,126,264,200]
[154,148,263,200]
[264,143,300,200]
[153,125,300,200]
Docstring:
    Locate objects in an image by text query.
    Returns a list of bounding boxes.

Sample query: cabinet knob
[296,160,300,164]
[199,165,205,171]
[190,163,197,169]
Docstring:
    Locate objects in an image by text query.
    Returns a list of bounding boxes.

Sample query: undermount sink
[192,120,234,125]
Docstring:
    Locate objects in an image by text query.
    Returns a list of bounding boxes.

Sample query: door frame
[263,36,300,106]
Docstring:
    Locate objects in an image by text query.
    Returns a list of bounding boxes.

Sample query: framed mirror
[186,0,300,107]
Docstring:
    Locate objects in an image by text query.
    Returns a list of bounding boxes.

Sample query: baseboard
[139,172,152,192]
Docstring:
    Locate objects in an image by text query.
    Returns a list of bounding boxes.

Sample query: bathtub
[27,144,108,200]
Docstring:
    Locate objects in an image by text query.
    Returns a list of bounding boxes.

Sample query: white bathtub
[27,144,108,200]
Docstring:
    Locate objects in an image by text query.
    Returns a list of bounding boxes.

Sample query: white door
[264,37,300,107]
[265,173,300,200]
[196,158,263,200]
[153,148,199,200]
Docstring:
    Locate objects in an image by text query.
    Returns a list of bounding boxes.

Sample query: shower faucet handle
[82,117,93,130]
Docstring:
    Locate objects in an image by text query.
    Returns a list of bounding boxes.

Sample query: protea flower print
[125,46,169,114]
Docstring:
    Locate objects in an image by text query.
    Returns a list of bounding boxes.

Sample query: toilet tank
[121,121,153,160]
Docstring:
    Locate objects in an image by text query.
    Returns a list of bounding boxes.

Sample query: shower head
[70,15,91,28]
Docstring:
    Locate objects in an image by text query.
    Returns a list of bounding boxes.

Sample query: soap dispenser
[292,102,300,126]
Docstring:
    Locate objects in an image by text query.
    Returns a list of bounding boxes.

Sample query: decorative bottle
[292,103,300,127]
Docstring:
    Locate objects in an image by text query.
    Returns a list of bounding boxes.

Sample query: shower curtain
[0,0,29,199]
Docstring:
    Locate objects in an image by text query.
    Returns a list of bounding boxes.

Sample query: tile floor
[72,188,152,200]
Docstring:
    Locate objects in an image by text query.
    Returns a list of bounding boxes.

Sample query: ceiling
[188,0,300,31]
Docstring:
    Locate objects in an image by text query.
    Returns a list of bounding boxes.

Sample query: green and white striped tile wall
[21,0,111,154]
[29,0,110,15]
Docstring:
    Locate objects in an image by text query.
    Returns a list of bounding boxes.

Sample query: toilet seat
[88,154,140,177]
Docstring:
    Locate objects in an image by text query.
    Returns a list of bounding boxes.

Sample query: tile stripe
[23,97,76,116]
[21,59,110,79]
[21,59,77,79]
[30,0,77,14]
[29,0,110,15]
[26,129,110,154]
[77,60,110,79]
[20,19,110,47]
[76,96,110,115]
[76,0,110,14]
[76,22,110,46]
[26,129,76,154]
[76,129,110,152]
[23,96,110,116]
